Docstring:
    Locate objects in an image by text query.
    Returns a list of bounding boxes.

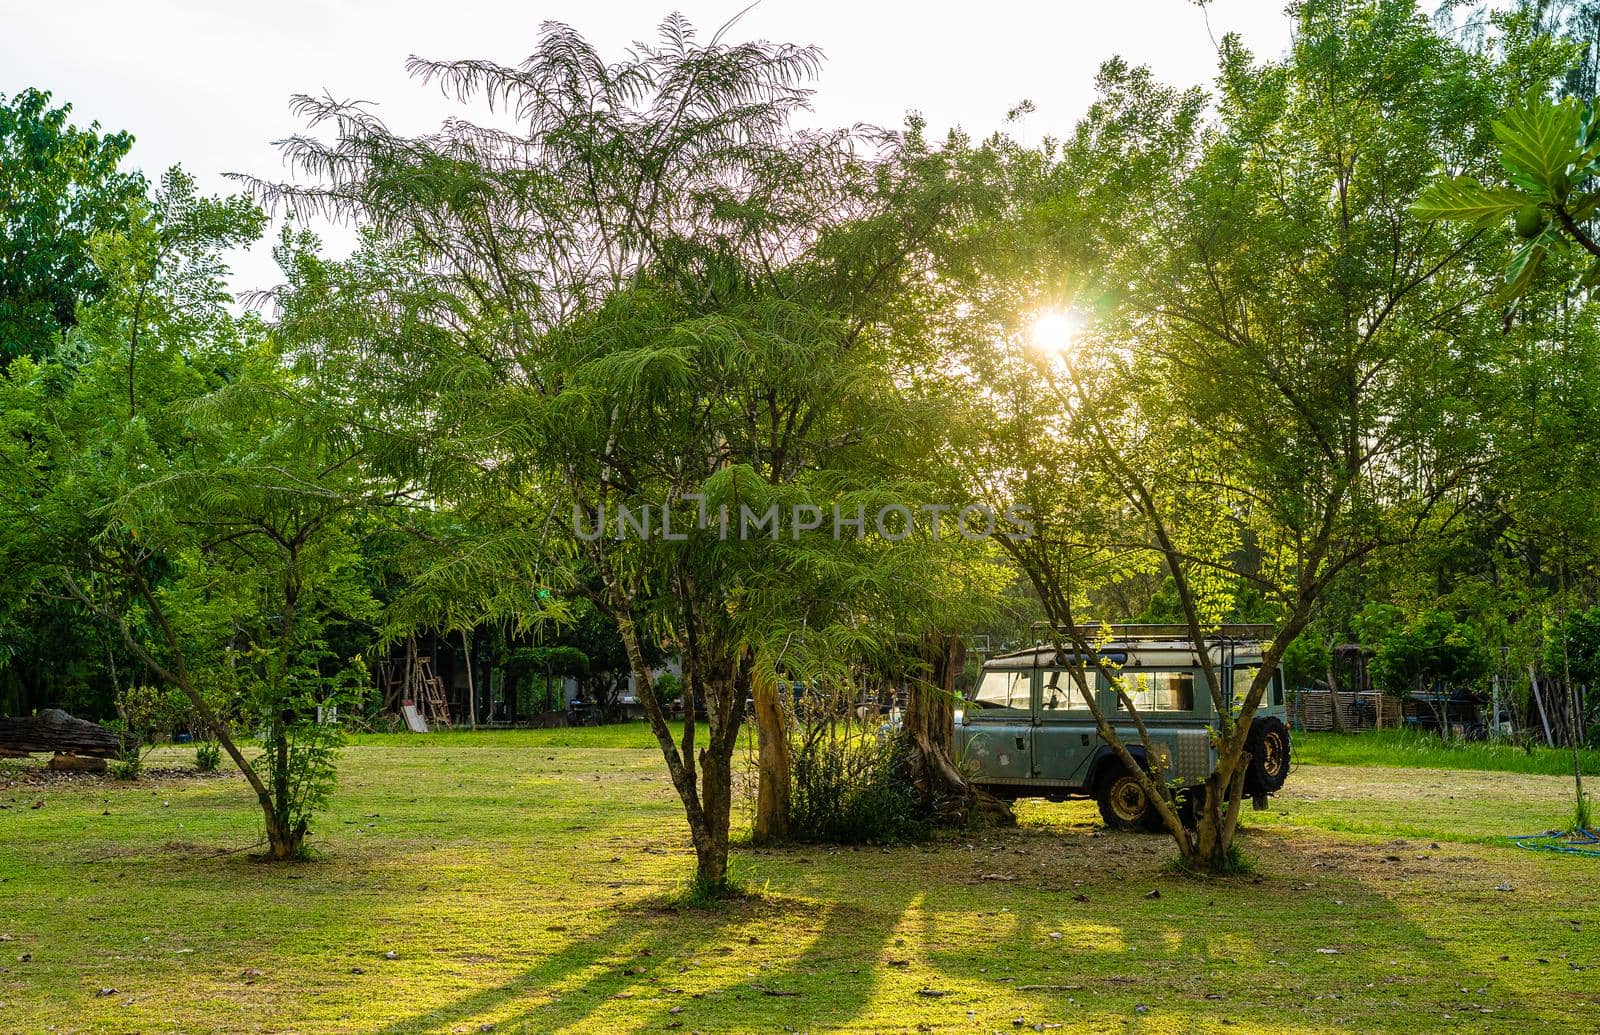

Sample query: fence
[1288,688,1403,732]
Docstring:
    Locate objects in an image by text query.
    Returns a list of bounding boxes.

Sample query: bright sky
[3,1,1295,294]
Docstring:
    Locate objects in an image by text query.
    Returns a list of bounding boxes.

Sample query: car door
[961,666,1035,785]
[1032,666,1102,788]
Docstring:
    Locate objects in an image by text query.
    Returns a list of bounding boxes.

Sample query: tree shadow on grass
[360,899,702,1033]
[627,890,918,1033]
[368,870,920,1034]
[908,823,1563,1032]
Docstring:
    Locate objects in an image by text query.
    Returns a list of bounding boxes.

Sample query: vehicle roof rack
[1027,622,1276,643]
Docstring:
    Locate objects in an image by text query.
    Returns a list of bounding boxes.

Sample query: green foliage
[107,754,141,781]
[1410,176,1533,227]
[103,683,190,779]
[663,863,753,911]
[0,88,144,360]
[252,717,344,851]
[1571,791,1595,833]
[1415,89,1600,296]
[194,739,221,772]
[1542,604,1600,685]
[1280,634,1331,690]
[651,671,683,705]
[0,144,372,857]
[1164,837,1256,879]
[1370,611,1490,700]
[786,729,932,845]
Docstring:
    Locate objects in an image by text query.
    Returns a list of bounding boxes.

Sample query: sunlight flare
[1029,309,1083,356]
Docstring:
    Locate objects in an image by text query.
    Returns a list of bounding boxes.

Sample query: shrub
[1572,792,1594,834]
[652,671,683,705]
[106,684,190,780]
[103,717,143,780]
[786,723,931,844]
[108,752,142,780]
[194,741,222,772]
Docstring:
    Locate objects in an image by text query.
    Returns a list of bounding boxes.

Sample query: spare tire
[1243,715,1290,795]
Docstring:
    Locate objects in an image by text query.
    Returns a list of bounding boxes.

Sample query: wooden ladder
[415,656,452,728]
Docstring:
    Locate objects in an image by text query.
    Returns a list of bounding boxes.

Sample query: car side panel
[1032,720,1102,786]
[960,718,1035,783]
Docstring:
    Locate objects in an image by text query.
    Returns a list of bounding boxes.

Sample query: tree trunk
[751,665,790,843]
[1568,680,1586,819]
[463,630,478,731]
[696,741,733,887]
[903,633,1013,824]
[1190,760,1249,870]
[1531,665,1555,747]
[904,634,967,801]
[610,597,746,897]
[1325,645,1348,733]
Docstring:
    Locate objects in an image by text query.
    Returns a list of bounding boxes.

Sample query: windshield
[973,669,1031,710]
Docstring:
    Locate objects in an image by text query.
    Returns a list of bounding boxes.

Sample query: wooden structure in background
[380,637,452,731]
[1289,689,1402,731]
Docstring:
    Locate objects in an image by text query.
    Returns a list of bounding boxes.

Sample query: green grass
[2,727,1598,1033]
[347,723,688,751]
[1295,729,1600,777]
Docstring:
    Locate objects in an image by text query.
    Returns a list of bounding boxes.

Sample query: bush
[108,753,142,780]
[194,741,221,772]
[103,717,143,780]
[652,671,683,705]
[786,724,931,844]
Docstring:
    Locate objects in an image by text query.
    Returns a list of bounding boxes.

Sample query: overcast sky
[3,1,1296,294]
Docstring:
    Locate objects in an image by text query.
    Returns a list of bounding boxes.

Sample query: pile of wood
[0,708,123,771]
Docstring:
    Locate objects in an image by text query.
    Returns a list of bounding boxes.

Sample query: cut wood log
[48,752,108,772]
[0,709,122,758]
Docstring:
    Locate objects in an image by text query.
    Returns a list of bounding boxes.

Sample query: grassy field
[2,727,1598,1034]
[1294,729,1600,777]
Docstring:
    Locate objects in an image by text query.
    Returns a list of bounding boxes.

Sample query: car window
[1041,668,1094,711]
[1234,665,1281,705]
[1114,670,1195,713]
[1233,665,1257,705]
[973,669,1031,710]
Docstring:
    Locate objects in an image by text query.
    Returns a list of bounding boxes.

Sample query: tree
[0,88,145,361]
[1414,2,1600,826]
[0,171,382,860]
[256,16,1000,892]
[931,0,1501,871]
[1370,610,1490,739]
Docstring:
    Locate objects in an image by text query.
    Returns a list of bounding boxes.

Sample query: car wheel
[1096,767,1160,831]
[1243,716,1291,795]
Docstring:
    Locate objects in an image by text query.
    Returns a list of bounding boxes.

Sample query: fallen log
[0,709,122,758]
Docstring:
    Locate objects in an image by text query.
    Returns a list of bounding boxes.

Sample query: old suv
[953,625,1291,829]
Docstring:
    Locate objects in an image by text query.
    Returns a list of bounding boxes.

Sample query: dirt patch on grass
[0,763,235,790]
[1285,762,1570,805]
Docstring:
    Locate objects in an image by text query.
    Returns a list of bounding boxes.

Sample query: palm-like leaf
[1491,96,1582,191]
[1411,176,1529,228]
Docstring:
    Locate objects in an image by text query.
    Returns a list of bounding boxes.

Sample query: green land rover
[953,625,1292,829]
